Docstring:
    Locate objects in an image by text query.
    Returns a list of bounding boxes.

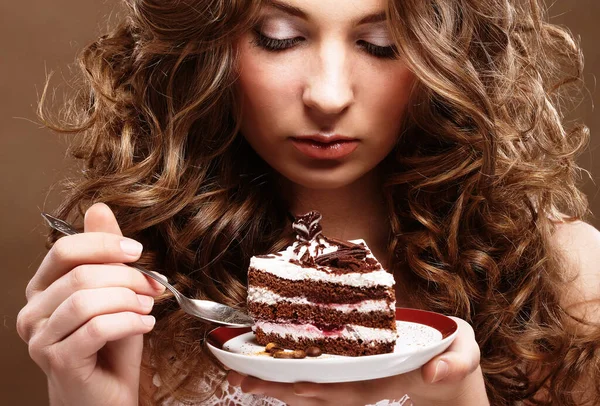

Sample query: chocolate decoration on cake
[315,244,369,271]
[292,211,323,242]
[290,212,380,271]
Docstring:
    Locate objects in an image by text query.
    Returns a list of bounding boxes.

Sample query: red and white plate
[207,308,458,383]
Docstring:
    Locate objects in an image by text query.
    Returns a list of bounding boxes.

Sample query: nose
[302,40,354,116]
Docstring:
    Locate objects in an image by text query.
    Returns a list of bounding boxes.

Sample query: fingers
[20,263,162,339]
[293,379,394,406]
[227,371,243,387]
[228,373,324,406]
[36,287,154,346]
[420,317,480,385]
[26,232,144,300]
[30,312,155,374]
[293,382,331,397]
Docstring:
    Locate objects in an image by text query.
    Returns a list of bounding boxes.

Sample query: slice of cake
[247,211,397,356]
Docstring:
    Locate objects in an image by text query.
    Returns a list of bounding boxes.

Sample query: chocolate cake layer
[248,268,393,304]
[248,301,396,329]
[254,328,395,357]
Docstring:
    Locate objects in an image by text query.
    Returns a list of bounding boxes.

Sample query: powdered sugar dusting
[395,321,442,349]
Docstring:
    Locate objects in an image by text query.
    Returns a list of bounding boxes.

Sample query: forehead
[259,0,388,26]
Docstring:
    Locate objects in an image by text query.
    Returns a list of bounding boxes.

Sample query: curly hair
[39,0,599,404]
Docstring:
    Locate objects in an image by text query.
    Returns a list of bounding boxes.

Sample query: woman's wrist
[406,366,489,406]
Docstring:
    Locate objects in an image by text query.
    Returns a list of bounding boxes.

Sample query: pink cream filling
[253,321,397,342]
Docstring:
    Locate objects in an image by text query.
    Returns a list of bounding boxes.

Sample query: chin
[278,165,371,190]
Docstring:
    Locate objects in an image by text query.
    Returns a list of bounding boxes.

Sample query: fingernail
[432,360,449,383]
[137,295,154,307]
[120,239,143,256]
[141,315,156,326]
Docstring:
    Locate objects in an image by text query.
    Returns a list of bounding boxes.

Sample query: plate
[207,308,458,383]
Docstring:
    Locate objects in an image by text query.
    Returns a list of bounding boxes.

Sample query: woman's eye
[252,31,398,60]
[253,30,304,51]
[357,40,398,59]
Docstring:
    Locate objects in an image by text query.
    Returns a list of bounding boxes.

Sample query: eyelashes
[356,40,398,59]
[252,30,304,51]
[252,30,398,60]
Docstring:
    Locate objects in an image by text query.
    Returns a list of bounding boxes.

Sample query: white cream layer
[250,239,394,288]
[254,321,397,342]
[248,286,394,312]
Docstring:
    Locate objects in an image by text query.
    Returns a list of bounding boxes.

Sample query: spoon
[41,212,253,328]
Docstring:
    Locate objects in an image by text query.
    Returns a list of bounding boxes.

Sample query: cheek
[237,45,302,124]
[366,67,414,121]
[358,65,415,149]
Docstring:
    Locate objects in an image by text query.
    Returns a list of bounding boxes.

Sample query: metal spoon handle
[41,213,78,236]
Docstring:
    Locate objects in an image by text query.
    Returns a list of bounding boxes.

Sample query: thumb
[84,202,123,236]
[421,318,480,385]
[84,203,147,383]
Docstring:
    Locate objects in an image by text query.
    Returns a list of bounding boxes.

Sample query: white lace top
[153,371,413,405]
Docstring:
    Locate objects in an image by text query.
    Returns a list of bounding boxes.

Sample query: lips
[290,135,359,160]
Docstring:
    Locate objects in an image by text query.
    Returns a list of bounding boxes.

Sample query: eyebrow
[263,0,387,25]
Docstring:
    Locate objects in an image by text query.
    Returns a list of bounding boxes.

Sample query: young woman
[16,0,600,405]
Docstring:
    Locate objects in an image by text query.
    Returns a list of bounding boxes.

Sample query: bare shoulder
[550,220,600,272]
[548,220,600,324]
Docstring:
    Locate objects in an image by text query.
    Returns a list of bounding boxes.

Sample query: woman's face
[236,0,414,189]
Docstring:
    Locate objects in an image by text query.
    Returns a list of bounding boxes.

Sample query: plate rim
[207,307,458,362]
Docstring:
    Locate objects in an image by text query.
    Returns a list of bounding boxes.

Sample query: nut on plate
[265,342,283,353]
[292,350,306,359]
[273,351,295,359]
[305,346,322,357]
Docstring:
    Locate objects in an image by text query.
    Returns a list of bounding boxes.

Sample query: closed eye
[356,40,398,59]
[252,31,398,60]
[252,30,304,51]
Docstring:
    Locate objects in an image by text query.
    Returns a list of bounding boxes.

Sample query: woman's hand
[16,203,165,406]
[227,318,489,406]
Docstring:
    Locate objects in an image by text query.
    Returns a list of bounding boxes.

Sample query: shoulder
[548,220,600,324]
[549,220,600,272]
[550,218,600,250]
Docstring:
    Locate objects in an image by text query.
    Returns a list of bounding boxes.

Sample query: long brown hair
[40,0,599,404]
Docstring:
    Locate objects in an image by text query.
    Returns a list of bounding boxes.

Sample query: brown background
[1,1,598,404]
